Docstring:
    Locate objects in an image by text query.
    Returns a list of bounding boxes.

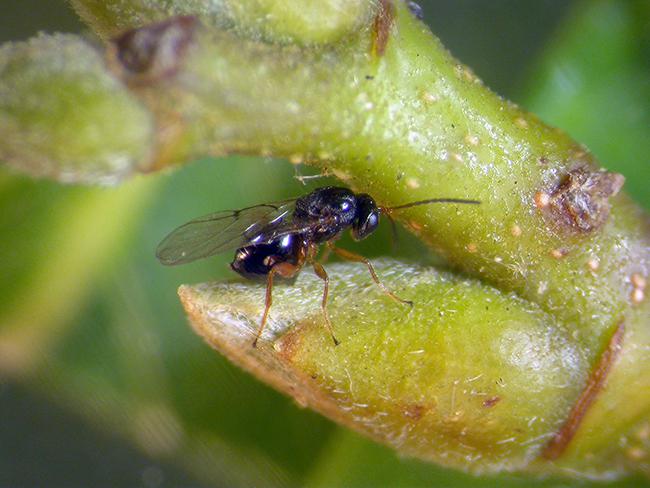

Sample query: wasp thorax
[295,186,358,242]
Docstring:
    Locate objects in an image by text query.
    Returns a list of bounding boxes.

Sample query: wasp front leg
[253,261,301,348]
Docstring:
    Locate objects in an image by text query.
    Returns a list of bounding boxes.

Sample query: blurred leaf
[12,158,341,487]
[524,0,650,208]
[0,172,156,376]
[302,429,648,488]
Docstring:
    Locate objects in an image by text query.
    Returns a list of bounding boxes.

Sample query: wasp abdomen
[231,234,306,280]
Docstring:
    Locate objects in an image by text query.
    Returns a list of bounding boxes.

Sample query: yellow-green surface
[1,0,649,486]
[0,35,153,183]
[72,0,377,43]
[181,260,590,473]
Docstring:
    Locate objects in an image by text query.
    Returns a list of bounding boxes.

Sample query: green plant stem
[1,0,648,479]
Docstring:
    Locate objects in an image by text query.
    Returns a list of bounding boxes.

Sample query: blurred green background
[1,1,649,486]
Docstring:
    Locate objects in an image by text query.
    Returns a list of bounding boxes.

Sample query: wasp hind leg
[327,243,413,307]
[311,261,340,346]
[252,262,299,348]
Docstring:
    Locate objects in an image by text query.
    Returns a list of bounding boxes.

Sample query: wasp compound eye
[352,194,380,241]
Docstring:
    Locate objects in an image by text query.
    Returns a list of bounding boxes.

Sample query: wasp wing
[156,200,302,265]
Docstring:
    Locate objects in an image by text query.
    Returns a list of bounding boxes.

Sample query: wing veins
[156,199,299,265]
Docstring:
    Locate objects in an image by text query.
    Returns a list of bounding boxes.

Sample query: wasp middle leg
[327,243,413,307]
[310,260,340,346]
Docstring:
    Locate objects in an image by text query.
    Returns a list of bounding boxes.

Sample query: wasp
[156,186,479,347]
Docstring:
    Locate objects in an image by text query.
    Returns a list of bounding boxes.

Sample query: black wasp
[156,186,479,347]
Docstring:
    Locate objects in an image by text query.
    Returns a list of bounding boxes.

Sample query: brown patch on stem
[274,321,308,361]
[534,191,550,209]
[550,248,569,259]
[403,404,427,420]
[632,288,645,305]
[109,16,198,85]
[482,396,500,408]
[145,112,188,171]
[542,321,625,460]
[372,0,394,57]
[631,273,647,305]
[538,166,624,234]
[631,273,647,290]
[586,257,600,272]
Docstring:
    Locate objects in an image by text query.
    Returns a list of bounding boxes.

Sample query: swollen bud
[178,259,596,475]
[0,34,153,184]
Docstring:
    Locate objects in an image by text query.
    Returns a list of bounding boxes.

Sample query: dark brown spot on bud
[538,166,624,234]
[550,248,569,259]
[110,16,198,85]
[372,0,394,57]
[403,404,427,420]
[482,396,500,408]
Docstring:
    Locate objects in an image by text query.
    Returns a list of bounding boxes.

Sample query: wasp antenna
[387,198,481,211]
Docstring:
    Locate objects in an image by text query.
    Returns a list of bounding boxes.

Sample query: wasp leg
[328,243,413,307]
[253,262,299,348]
[311,261,340,346]
[318,245,333,264]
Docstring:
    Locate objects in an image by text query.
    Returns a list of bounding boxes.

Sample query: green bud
[179,259,591,475]
[0,34,153,184]
[71,0,376,44]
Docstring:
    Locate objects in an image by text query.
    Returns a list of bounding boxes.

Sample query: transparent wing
[156,199,302,265]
